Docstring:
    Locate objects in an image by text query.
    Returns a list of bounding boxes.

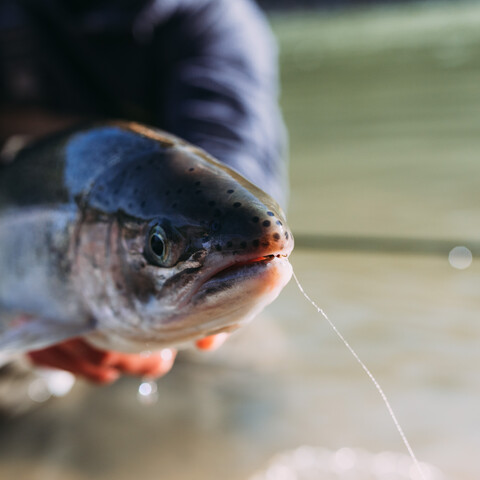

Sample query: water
[137,380,159,405]
[292,271,426,480]
[249,446,445,480]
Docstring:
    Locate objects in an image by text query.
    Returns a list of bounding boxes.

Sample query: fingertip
[195,333,229,351]
[141,349,177,378]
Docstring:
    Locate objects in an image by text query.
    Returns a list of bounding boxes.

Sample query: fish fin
[0,315,95,355]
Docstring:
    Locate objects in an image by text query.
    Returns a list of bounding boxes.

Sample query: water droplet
[44,371,76,397]
[448,246,472,269]
[137,380,159,405]
[28,378,51,403]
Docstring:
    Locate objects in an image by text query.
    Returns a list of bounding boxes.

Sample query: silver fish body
[0,121,293,353]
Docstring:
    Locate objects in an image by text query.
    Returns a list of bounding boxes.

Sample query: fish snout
[249,212,294,258]
[209,205,294,259]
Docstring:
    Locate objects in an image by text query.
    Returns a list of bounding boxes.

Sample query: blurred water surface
[1,2,480,480]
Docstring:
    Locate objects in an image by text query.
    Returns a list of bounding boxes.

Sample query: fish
[0,121,294,354]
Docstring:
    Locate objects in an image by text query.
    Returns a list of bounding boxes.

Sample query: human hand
[27,333,229,384]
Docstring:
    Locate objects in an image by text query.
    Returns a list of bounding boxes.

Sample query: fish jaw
[88,255,293,351]
[188,253,293,331]
[127,226,293,348]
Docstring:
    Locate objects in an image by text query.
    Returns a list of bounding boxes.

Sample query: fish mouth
[189,253,290,304]
[207,254,286,281]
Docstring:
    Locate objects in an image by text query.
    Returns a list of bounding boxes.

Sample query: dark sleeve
[134,0,288,206]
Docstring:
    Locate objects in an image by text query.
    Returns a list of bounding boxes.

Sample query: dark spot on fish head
[263,220,271,227]
[227,189,234,194]
[233,202,241,208]
[273,233,281,241]
[267,211,274,217]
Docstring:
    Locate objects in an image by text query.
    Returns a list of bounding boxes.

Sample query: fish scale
[0,121,293,355]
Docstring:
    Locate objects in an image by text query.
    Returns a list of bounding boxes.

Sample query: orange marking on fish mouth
[214,254,287,277]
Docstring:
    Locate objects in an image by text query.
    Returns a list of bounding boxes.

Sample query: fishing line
[292,271,427,480]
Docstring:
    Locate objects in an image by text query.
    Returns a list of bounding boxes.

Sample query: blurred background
[1,1,480,479]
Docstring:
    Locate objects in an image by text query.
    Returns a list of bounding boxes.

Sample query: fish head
[73,125,293,351]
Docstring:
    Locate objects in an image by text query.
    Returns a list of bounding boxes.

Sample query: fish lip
[206,254,285,281]
[181,252,289,307]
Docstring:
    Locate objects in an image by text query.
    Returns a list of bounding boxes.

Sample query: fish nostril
[273,233,281,241]
[252,216,259,223]
[262,220,271,227]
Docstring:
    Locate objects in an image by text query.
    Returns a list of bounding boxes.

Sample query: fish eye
[145,225,171,267]
[144,223,186,268]
[150,232,165,258]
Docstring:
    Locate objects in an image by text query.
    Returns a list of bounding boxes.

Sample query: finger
[110,349,177,378]
[28,345,120,384]
[195,333,229,351]
[54,338,115,366]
